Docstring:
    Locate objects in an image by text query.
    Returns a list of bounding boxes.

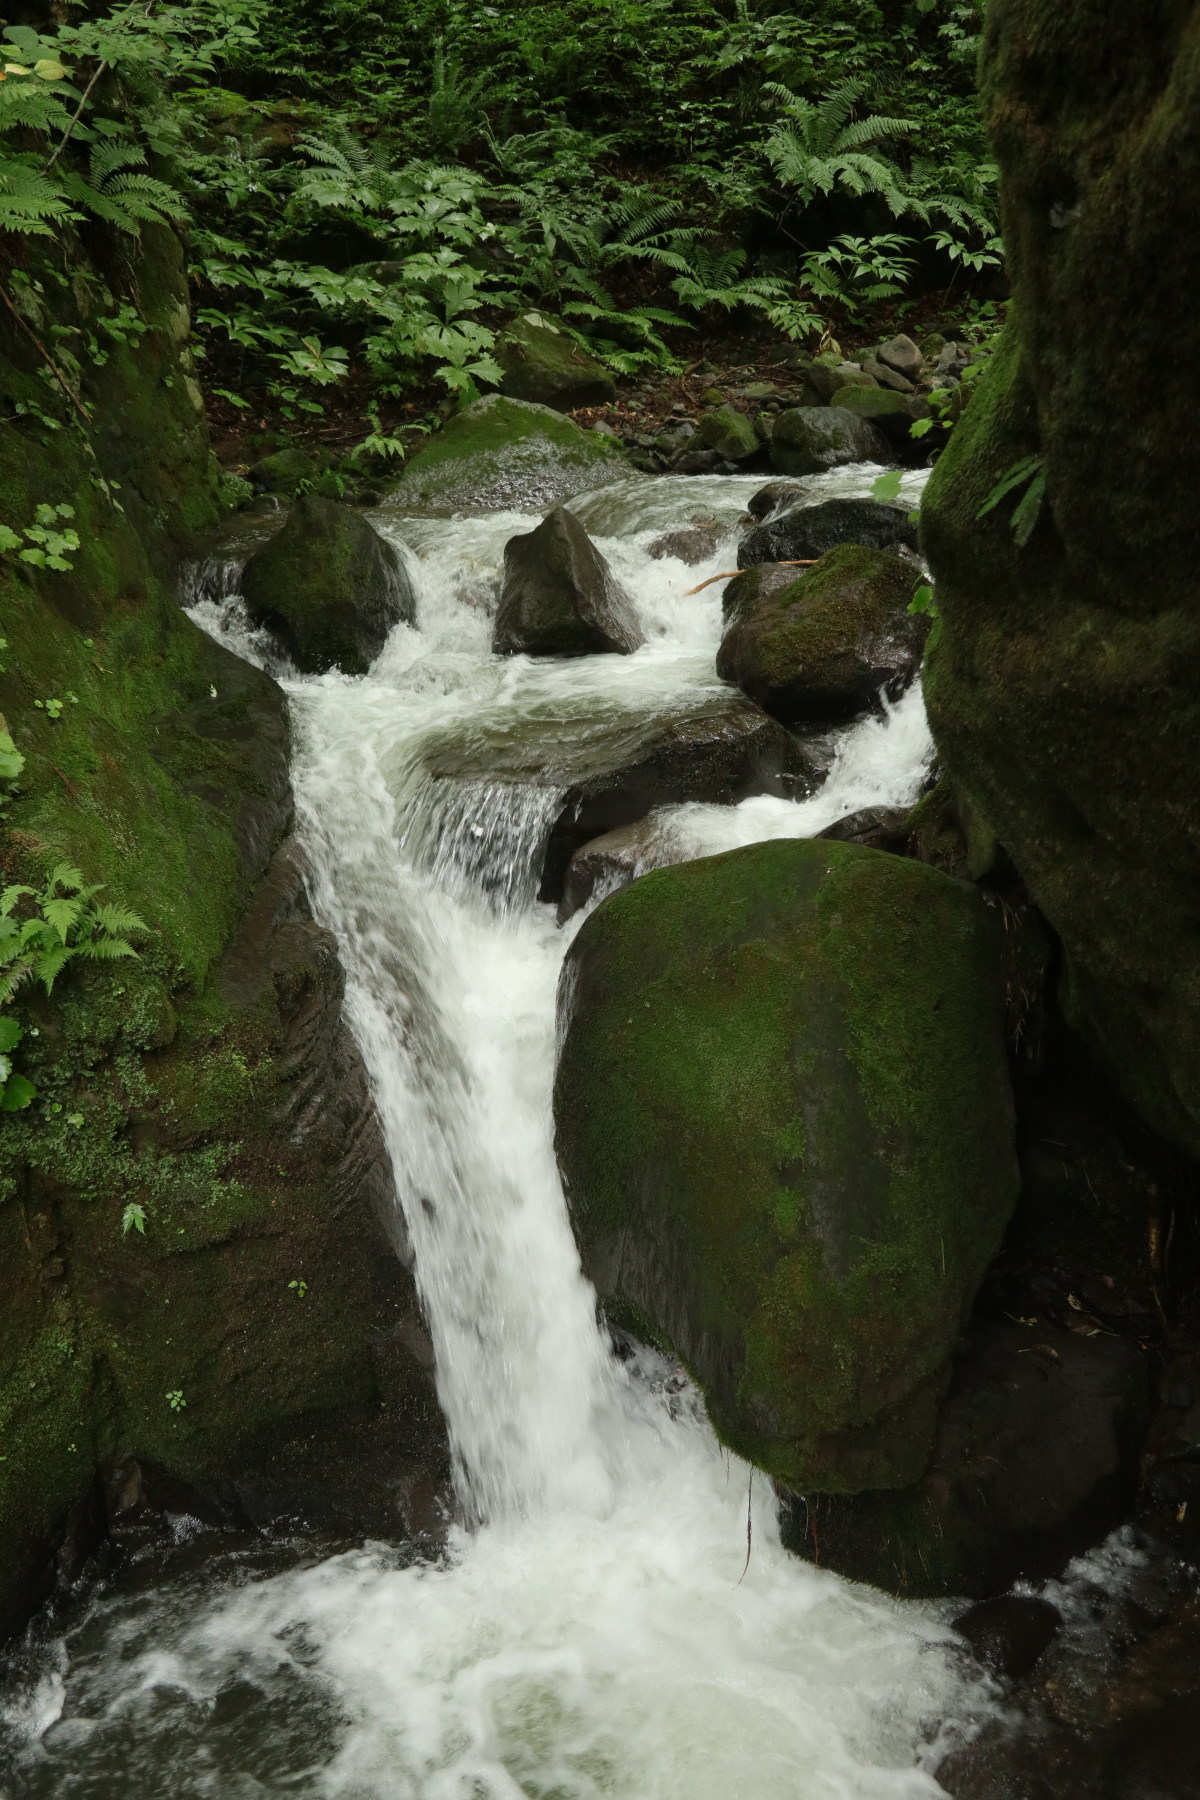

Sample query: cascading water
[0,464,992,1797]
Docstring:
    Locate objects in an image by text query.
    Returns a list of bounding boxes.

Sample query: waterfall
[2,465,988,1798]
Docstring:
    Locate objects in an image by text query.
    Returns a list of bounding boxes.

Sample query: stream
[0,464,998,1796]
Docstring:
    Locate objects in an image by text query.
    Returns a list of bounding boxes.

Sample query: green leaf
[871,470,904,504]
[1011,470,1047,547]
[0,1016,22,1052]
[0,1072,36,1111]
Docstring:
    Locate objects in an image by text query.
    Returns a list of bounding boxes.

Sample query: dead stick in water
[684,559,816,595]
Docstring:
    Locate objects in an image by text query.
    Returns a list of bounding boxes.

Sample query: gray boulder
[242,496,414,675]
[647,519,723,564]
[493,505,644,657]
[738,497,920,567]
[808,359,877,404]
[769,406,889,476]
[877,334,923,382]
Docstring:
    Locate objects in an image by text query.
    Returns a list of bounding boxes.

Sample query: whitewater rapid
[1,463,991,1798]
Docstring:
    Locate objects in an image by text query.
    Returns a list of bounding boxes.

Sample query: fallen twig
[684,558,816,595]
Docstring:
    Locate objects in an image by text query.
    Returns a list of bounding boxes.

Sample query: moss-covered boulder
[919,5,1200,1159]
[554,838,1018,1491]
[769,405,888,475]
[493,505,644,656]
[696,403,760,462]
[248,446,320,499]
[389,395,626,513]
[242,495,414,674]
[738,498,919,568]
[830,385,918,448]
[717,544,929,723]
[494,311,615,411]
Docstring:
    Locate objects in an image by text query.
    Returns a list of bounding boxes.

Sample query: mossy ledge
[0,226,444,1636]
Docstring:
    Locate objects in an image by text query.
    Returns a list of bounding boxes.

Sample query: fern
[765,79,916,216]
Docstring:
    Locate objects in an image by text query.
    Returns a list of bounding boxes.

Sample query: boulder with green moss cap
[554,836,1018,1493]
[717,543,928,723]
[388,394,626,513]
[242,495,414,674]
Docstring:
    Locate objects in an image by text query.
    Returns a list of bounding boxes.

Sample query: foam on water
[0,461,990,1797]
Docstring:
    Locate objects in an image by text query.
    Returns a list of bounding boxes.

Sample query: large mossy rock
[769,405,888,475]
[389,395,626,513]
[494,311,615,411]
[493,505,644,656]
[554,838,1018,1491]
[717,544,929,723]
[919,4,1200,1160]
[738,497,919,568]
[696,403,760,463]
[242,495,415,674]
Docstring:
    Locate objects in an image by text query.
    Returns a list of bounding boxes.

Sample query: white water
[1,465,987,1797]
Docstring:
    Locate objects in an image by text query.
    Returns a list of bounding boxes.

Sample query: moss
[696,403,759,461]
[389,393,626,512]
[920,5,1200,1157]
[716,543,926,723]
[554,837,1018,1491]
[494,312,615,410]
[241,494,414,674]
[0,226,429,1634]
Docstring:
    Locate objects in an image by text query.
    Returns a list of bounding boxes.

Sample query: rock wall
[0,225,443,1635]
[920,2,1200,1157]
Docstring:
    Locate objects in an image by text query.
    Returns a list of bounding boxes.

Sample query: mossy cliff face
[554,838,1018,1492]
[920,3,1200,1157]
[0,229,442,1635]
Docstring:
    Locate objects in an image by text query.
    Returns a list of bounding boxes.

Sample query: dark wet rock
[646,519,724,564]
[557,815,680,923]
[695,403,760,462]
[769,406,889,475]
[737,497,920,567]
[782,1321,1152,1597]
[817,805,914,853]
[937,1720,1106,1800]
[539,702,818,900]
[954,1596,1063,1680]
[388,395,625,513]
[242,495,415,674]
[426,693,819,904]
[555,838,1018,1491]
[747,479,810,521]
[829,384,920,449]
[494,310,615,411]
[717,544,928,724]
[671,446,723,475]
[493,505,644,657]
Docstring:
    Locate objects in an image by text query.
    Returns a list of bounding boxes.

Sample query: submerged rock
[558,814,681,923]
[768,405,889,475]
[646,518,723,564]
[242,495,415,675]
[494,310,615,411]
[493,505,644,657]
[717,544,928,723]
[388,395,626,513]
[555,838,1018,1492]
[738,497,920,567]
